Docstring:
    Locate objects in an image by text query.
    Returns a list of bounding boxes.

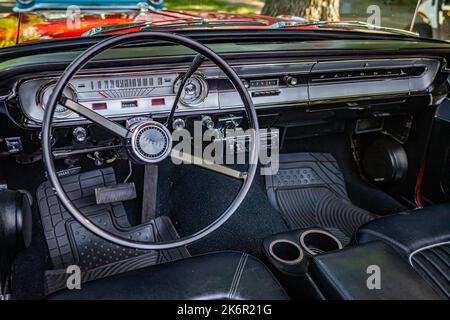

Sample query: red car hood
[0,9,284,48]
[0,9,403,49]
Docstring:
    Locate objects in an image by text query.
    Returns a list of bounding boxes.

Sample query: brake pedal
[95,183,137,204]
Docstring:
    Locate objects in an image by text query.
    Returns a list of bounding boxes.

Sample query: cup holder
[268,239,304,265]
[299,229,343,256]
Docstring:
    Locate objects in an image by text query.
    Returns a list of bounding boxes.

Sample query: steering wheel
[42,32,260,250]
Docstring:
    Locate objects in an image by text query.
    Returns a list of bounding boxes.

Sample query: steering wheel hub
[129,121,172,164]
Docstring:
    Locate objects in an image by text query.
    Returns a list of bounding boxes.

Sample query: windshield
[1,0,449,48]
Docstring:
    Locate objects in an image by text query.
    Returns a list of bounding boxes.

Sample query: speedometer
[37,82,77,119]
[173,73,208,107]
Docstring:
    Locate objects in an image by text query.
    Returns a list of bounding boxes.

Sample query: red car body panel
[0,9,391,49]
[0,9,283,48]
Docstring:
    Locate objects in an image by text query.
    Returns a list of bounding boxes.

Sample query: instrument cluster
[18,71,214,124]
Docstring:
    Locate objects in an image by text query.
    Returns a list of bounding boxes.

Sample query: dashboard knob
[201,116,215,130]
[242,79,250,89]
[73,127,87,143]
[284,75,298,86]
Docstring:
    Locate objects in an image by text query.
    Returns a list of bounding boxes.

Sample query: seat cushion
[410,243,450,299]
[355,203,450,299]
[48,251,289,300]
[309,241,444,300]
[356,203,450,256]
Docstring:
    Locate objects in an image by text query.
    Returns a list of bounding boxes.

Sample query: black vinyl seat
[305,203,450,300]
[309,241,443,300]
[48,251,289,300]
[355,203,450,299]
[356,203,450,257]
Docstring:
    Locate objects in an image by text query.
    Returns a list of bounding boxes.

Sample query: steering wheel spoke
[61,97,130,139]
[171,151,247,180]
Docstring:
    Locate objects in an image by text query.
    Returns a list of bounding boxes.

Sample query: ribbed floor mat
[37,167,189,295]
[265,153,377,244]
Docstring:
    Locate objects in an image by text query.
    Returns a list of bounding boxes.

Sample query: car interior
[0,28,450,300]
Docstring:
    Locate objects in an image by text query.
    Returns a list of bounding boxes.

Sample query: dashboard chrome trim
[12,57,441,127]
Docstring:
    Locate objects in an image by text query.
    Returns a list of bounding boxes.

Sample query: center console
[262,227,343,299]
[262,229,444,299]
[308,241,443,300]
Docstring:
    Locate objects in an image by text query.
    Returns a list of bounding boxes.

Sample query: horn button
[128,120,172,164]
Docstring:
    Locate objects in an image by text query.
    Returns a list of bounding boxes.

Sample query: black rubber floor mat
[37,167,189,295]
[265,153,377,244]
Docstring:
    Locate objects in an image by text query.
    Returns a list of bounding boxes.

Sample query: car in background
[340,0,449,40]
[412,0,450,39]
[14,0,165,12]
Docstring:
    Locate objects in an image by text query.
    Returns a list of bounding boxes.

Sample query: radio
[242,75,299,98]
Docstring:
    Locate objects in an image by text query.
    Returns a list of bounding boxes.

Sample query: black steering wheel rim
[42,32,260,250]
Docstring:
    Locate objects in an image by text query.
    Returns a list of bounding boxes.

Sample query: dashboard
[13,57,440,128]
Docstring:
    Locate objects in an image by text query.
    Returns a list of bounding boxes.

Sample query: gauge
[173,73,208,107]
[37,82,77,119]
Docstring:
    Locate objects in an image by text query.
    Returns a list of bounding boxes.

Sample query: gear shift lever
[0,190,32,299]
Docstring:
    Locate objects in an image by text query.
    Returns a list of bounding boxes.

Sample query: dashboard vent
[310,66,426,83]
